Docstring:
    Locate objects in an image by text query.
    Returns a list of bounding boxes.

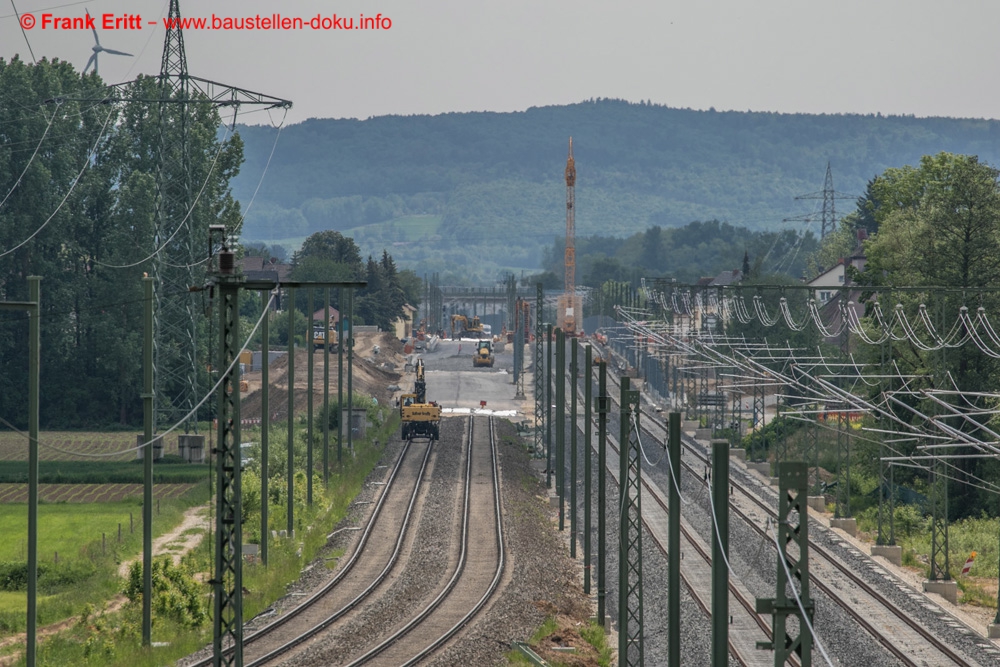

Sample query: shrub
[123,558,207,628]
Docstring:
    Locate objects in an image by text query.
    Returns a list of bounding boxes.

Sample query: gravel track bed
[553,356,719,665]
[588,358,900,664]
[591,344,1000,665]
[364,415,501,666]
[181,416,597,667]
[710,435,1000,666]
[284,417,465,666]
[561,411,718,666]
[427,418,592,667]
[178,438,405,667]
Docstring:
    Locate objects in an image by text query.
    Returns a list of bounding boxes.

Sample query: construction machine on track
[399,359,441,440]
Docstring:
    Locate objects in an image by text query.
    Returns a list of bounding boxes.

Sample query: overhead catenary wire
[9,0,37,64]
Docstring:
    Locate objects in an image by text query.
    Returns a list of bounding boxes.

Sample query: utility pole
[756,462,813,666]
[596,360,609,628]
[212,247,244,667]
[347,288,355,455]
[323,291,330,485]
[286,288,295,535]
[142,277,154,647]
[307,290,314,505]
[1,279,42,667]
[556,328,566,530]
[547,324,553,488]
[570,337,578,558]
[260,292,270,566]
[619,376,644,666]
[337,287,344,464]
[584,344,593,595]
[534,284,544,457]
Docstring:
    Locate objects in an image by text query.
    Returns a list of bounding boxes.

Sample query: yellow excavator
[450,314,485,339]
[399,359,441,440]
[312,319,339,351]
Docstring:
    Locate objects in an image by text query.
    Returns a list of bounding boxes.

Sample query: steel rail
[599,365,971,666]
[399,415,506,666]
[244,436,436,666]
[189,435,432,667]
[597,427,772,667]
[565,353,772,667]
[344,415,504,665]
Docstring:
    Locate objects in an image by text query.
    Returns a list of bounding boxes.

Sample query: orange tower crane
[562,137,578,334]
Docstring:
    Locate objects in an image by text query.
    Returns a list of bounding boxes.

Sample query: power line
[0,105,116,258]
[8,0,37,64]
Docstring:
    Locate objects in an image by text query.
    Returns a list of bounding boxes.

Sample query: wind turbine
[82,10,132,75]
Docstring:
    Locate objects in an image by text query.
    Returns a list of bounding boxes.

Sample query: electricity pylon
[791,162,854,239]
[149,0,291,430]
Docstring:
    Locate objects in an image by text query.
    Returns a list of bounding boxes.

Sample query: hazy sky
[2,0,1000,125]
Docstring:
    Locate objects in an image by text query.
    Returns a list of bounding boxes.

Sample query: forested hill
[233,99,1000,280]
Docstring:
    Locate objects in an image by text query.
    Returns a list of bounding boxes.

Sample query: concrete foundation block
[683,420,699,432]
[871,545,902,566]
[729,448,747,461]
[769,477,779,486]
[923,579,958,605]
[830,517,857,537]
[694,428,712,440]
[136,434,163,460]
[178,434,205,463]
[807,496,826,513]
[988,623,1000,639]
[549,494,559,508]
[747,462,769,476]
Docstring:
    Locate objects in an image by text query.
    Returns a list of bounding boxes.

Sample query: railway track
[185,415,506,667]
[593,363,983,666]
[595,419,780,666]
[186,434,435,667]
[345,415,505,666]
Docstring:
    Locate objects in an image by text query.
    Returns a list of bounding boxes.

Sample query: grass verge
[20,404,398,666]
[0,484,208,636]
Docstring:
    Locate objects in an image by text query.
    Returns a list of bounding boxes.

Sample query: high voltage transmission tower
[152,0,291,431]
[790,162,855,239]
[49,1,292,432]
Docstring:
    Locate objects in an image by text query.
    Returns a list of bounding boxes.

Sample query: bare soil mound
[241,332,404,421]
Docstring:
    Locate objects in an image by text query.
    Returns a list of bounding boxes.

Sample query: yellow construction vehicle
[312,320,339,351]
[472,339,495,367]
[400,359,441,440]
[450,314,485,339]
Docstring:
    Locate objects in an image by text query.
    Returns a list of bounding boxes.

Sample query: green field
[245,214,443,248]
[0,500,190,564]
[0,460,209,485]
[344,214,443,242]
[0,484,208,638]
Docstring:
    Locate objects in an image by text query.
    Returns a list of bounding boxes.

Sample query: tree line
[0,59,417,429]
